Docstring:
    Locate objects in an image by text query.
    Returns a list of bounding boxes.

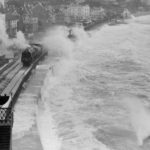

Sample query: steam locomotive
[21,43,45,67]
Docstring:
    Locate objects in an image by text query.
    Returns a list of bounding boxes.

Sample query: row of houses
[53,4,106,23]
[4,1,131,38]
[5,2,50,38]
[5,2,107,37]
[54,4,131,24]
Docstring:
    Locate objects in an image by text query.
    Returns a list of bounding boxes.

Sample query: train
[21,43,46,67]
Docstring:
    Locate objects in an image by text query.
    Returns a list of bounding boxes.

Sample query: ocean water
[13,15,150,150]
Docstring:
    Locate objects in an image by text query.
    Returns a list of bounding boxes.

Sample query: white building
[122,8,131,19]
[63,4,90,20]
[75,0,86,4]
[90,7,105,20]
[80,5,90,19]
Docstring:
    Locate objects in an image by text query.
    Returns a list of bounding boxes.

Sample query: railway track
[0,61,22,94]
[0,50,47,109]
[1,68,28,108]
[0,46,48,150]
[0,59,17,75]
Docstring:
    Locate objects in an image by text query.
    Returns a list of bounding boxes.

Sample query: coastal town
[1,0,150,38]
[0,0,150,150]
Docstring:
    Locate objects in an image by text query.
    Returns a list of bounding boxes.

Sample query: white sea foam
[124,95,150,146]
[36,102,61,150]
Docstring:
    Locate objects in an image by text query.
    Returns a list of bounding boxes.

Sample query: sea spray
[37,59,77,150]
[41,26,76,81]
[42,26,73,58]
[36,100,61,150]
[123,95,150,146]
[36,26,78,150]
[72,26,89,41]
[72,26,90,48]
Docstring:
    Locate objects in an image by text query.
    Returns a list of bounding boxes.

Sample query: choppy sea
[13,15,150,150]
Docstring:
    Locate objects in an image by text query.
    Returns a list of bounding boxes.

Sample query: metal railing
[0,108,13,126]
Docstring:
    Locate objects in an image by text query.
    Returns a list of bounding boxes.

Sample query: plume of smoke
[0,0,4,6]
[12,31,29,49]
[0,13,29,56]
[0,8,30,55]
[0,14,10,54]
[123,95,150,146]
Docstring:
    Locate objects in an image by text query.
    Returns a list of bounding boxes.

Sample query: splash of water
[42,26,73,58]
[124,95,150,146]
[72,26,89,40]
[36,101,61,150]
[71,26,91,49]
[37,26,78,150]
[39,25,115,150]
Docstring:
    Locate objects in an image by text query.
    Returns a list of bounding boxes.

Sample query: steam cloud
[0,0,4,6]
[0,14,29,56]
